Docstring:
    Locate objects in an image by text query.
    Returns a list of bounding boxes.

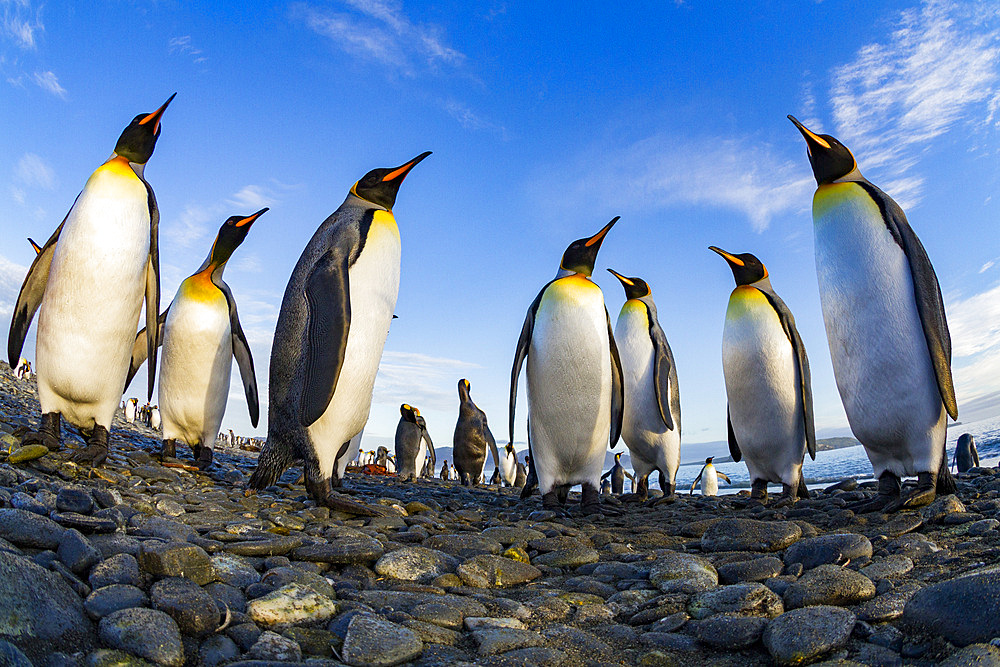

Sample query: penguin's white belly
[416,439,427,474]
[702,467,719,496]
[723,287,804,485]
[125,403,137,423]
[814,185,944,475]
[36,166,150,429]
[159,290,233,446]
[308,218,400,479]
[615,307,680,483]
[526,277,611,493]
[501,452,517,485]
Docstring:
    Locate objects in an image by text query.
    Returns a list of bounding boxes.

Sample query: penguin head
[400,403,420,423]
[114,93,176,164]
[351,151,432,210]
[505,441,515,455]
[705,456,714,464]
[614,452,622,463]
[207,208,268,269]
[560,217,620,276]
[415,415,427,429]
[607,268,651,300]
[788,116,857,185]
[458,378,471,400]
[709,246,768,286]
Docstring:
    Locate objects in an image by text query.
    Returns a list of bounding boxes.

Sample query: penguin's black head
[607,268,651,299]
[705,456,714,464]
[709,246,768,286]
[560,217,620,276]
[352,151,432,210]
[458,378,471,400]
[614,452,622,462]
[114,93,176,164]
[208,208,267,268]
[400,403,419,423]
[505,441,514,454]
[788,115,857,185]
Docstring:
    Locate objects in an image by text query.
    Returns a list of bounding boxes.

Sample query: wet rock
[473,627,546,656]
[938,644,1000,666]
[341,614,423,666]
[687,582,784,619]
[411,602,464,630]
[374,546,459,583]
[424,533,503,557]
[0,641,31,667]
[717,556,784,584]
[480,526,546,547]
[903,567,1000,645]
[649,551,718,594]
[222,535,306,557]
[247,583,338,627]
[855,585,919,622]
[137,541,213,585]
[57,486,94,514]
[150,577,220,637]
[783,533,872,570]
[695,613,768,649]
[0,507,65,548]
[58,528,101,574]
[783,563,876,609]
[98,608,183,667]
[457,554,542,588]
[210,553,261,589]
[247,630,302,661]
[291,535,384,564]
[921,494,965,522]
[8,444,48,464]
[534,546,600,569]
[260,566,336,599]
[198,635,240,667]
[859,555,913,581]
[763,605,856,666]
[84,585,149,620]
[701,518,801,553]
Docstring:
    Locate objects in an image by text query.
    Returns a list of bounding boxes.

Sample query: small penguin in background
[126,209,265,470]
[600,452,630,495]
[690,457,731,496]
[249,152,430,517]
[790,116,957,511]
[500,442,518,486]
[8,95,174,464]
[440,460,451,480]
[954,434,980,473]
[395,404,435,482]
[490,467,501,485]
[150,406,161,431]
[454,379,499,486]
[386,455,396,474]
[13,358,31,380]
[124,398,138,424]
[608,269,682,500]
[601,478,612,495]
[514,459,527,488]
[509,217,625,514]
[375,446,390,469]
[711,247,815,505]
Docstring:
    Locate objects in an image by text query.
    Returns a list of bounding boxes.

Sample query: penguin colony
[6,98,962,518]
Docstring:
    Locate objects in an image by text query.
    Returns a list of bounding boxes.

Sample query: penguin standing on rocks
[440,460,451,481]
[712,246,816,505]
[13,358,31,380]
[489,467,501,485]
[690,456,731,496]
[954,434,980,473]
[124,398,138,424]
[601,478,612,495]
[608,269,682,500]
[600,452,632,495]
[150,406,161,431]
[454,379,499,486]
[514,459,527,488]
[126,210,265,469]
[395,404,435,482]
[500,442,518,486]
[248,152,430,515]
[789,116,957,512]
[509,218,624,514]
[8,95,174,464]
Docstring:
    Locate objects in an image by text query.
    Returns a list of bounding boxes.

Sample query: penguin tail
[797,475,811,500]
[519,481,536,500]
[937,448,957,495]
[247,442,293,490]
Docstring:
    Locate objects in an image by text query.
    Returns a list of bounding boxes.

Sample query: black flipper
[220,283,260,428]
[717,471,732,484]
[124,307,169,393]
[422,428,436,467]
[482,415,500,470]
[689,467,705,494]
[757,286,816,459]
[8,212,69,365]
[300,248,351,427]
[607,308,625,447]
[140,175,161,401]
[857,180,957,420]
[509,280,554,446]
[520,419,538,499]
[645,301,678,431]
[727,406,742,463]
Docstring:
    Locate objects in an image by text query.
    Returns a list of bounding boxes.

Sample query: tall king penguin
[509,218,624,514]
[608,269,681,500]
[126,209,266,469]
[248,152,431,515]
[789,116,957,511]
[8,95,174,464]
[395,404,435,482]
[711,247,815,505]
[454,379,499,486]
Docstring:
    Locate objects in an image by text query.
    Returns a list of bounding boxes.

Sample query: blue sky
[1,0,999,458]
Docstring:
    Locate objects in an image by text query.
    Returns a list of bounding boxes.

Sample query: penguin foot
[22,412,62,451]
[650,493,678,507]
[191,443,201,460]
[581,485,603,516]
[541,491,562,511]
[885,472,937,512]
[70,426,109,467]
[750,479,768,503]
[159,439,176,461]
[847,471,901,514]
[772,484,798,508]
[195,447,213,471]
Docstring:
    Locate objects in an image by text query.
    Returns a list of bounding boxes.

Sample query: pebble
[247,583,338,627]
[701,518,802,552]
[150,577,220,637]
[456,554,542,588]
[84,585,149,620]
[473,627,546,655]
[783,533,872,569]
[763,605,856,666]
[291,535,385,564]
[717,555,784,584]
[649,551,718,594]
[137,541,214,585]
[0,507,65,548]
[687,582,784,619]
[696,613,768,649]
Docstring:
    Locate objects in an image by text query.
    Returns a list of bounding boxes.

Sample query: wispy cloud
[0,253,28,317]
[14,152,54,189]
[168,35,207,64]
[163,184,282,248]
[946,283,1000,406]
[374,351,480,412]
[442,99,506,138]
[2,0,42,49]
[32,69,63,97]
[828,0,1000,207]
[227,185,272,211]
[291,0,464,76]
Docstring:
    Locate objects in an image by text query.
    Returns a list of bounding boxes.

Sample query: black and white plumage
[454,379,499,486]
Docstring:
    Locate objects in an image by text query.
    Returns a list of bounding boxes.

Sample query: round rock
[687,582,784,619]
[649,551,718,594]
[783,564,876,609]
[783,533,872,570]
[457,554,542,588]
[98,607,183,667]
[374,546,459,583]
[763,605,856,666]
[702,518,801,553]
[342,614,423,666]
[150,577,220,637]
[696,613,768,649]
[903,568,1000,646]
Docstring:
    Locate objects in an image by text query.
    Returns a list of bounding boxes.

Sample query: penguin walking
[789,116,957,511]
[711,247,816,505]
[954,434,980,473]
[150,406,161,431]
[509,218,624,514]
[440,460,451,481]
[454,379,499,486]
[608,269,682,501]
[247,152,430,516]
[124,398,138,424]
[600,452,632,495]
[7,95,174,463]
[395,404,435,482]
[690,456,731,496]
[500,442,518,486]
[126,210,265,469]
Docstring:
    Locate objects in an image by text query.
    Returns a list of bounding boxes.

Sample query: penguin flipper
[483,417,500,470]
[8,214,67,365]
[300,248,351,427]
[607,308,625,447]
[727,406,742,463]
[422,428,436,466]
[859,181,957,420]
[124,307,169,393]
[648,313,677,431]
[758,288,816,459]
[509,281,553,445]
[718,471,732,484]
[221,284,259,428]
[143,181,161,401]
[690,469,704,494]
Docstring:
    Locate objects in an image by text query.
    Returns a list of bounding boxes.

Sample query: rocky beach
[0,364,999,666]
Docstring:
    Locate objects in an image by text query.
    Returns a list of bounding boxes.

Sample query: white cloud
[374,351,480,412]
[227,185,273,211]
[2,0,42,50]
[32,69,64,98]
[291,0,464,76]
[168,35,207,64]
[947,283,1000,358]
[0,253,27,316]
[163,185,280,249]
[14,152,54,189]
[442,99,506,137]
[979,259,995,273]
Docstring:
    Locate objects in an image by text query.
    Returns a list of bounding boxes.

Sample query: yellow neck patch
[180,271,224,304]
[726,285,769,319]
[813,181,876,219]
[371,209,400,242]
[95,155,138,180]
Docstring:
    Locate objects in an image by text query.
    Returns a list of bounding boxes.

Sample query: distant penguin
[500,442,517,486]
[454,379,499,486]
[790,116,957,511]
[690,457,731,496]
[248,152,430,516]
[608,269,682,500]
[386,455,396,474]
[514,460,527,488]
[490,467,501,485]
[8,94,175,463]
[955,434,980,473]
[395,404,435,482]
[711,247,815,505]
[127,209,265,469]
[509,218,624,514]
[124,398,138,424]
[601,478,612,495]
[440,460,451,481]
[13,358,31,380]
[600,452,628,495]
[150,406,161,431]
[375,446,389,469]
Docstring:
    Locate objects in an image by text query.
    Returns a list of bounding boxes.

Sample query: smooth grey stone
[456,555,541,588]
[903,567,1000,646]
[210,553,261,589]
[342,614,423,665]
[246,630,301,661]
[490,647,566,666]
[150,577,220,637]
[639,631,701,651]
[938,644,1000,666]
[533,547,600,569]
[688,582,784,619]
[783,533,872,570]
[859,555,913,581]
[9,491,48,516]
[98,608,183,667]
[225,623,262,652]
[542,624,612,656]
[411,602,464,630]
[56,486,94,515]
[763,605,856,666]
[205,582,247,614]
[479,526,546,547]
[701,518,801,553]
[128,515,197,542]
[50,512,119,533]
[374,546,459,583]
[782,563,876,609]
[291,535,384,564]
[968,519,1000,536]
[84,585,149,620]
[199,635,241,667]
[0,507,65,548]
[0,639,32,667]
[259,565,336,598]
[472,627,545,656]
[89,535,141,559]
[649,551,718,594]
[855,587,918,622]
[423,533,503,557]
[89,553,142,589]
[58,528,101,574]
[717,556,784,584]
[137,541,214,585]
[696,613,768,649]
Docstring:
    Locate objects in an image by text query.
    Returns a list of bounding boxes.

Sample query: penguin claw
[847,494,896,514]
[21,430,60,452]
[885,487,936,512]
[70,444,108,467]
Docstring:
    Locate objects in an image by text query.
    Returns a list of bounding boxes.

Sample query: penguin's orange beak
[139,93,176,134]
[383,151,432,183]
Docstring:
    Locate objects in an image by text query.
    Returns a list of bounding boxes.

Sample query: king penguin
[711,246,816,505]
[500,441,518,486]
[248,152,431,515]
[954,434,979,473]
[414,414,435,477]
[509,217,625,514]
[8,94,174,464]
[608,269,682,501]
[124,398,138,424]
[454,379,499,486]
[126,209,266,469]
[789,116,957,511]
[395,404,435,482]
[690,457,731,496]
[600,452,630,495]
